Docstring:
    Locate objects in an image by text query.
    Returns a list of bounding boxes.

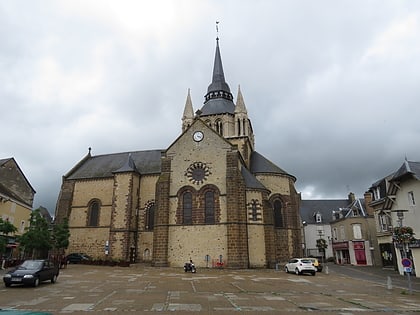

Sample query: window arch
[145,202,155,231]
[273,199,283,228]
[183,191,193,224]
[205,190,215,224]
[87,200,100,227]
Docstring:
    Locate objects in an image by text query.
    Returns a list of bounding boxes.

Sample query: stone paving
[0,264,419,314]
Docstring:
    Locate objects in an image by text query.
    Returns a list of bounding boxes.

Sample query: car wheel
[33,277,40,287]
[311,271,316,276]
[285,267,289,273]
[51,274,57,283]
[5,282,11,287]
[295,268,300,275]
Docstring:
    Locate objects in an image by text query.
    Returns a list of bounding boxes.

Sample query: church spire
[182,88,194,132]
[204,38,233,103]
[235,85,248,114]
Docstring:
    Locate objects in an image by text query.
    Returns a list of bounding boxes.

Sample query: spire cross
[216,21,219,40]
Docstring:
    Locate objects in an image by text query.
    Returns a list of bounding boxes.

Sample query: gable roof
[66,150,162,180]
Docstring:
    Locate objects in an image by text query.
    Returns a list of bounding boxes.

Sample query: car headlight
[3,274,11,278]
[23,275,34,279]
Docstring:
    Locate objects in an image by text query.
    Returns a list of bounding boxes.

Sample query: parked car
[306,257,323,272]
[3,259,59,287]
[66,253,91,264]
[285,258,317,275]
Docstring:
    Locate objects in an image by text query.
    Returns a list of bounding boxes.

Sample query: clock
[193,131,204,142]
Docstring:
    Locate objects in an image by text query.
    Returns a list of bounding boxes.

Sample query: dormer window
[315,212,322,223]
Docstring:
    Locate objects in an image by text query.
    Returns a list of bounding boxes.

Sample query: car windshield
[19,260,43,270]
[300,259,312,264]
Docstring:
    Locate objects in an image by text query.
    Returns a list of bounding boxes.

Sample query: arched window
[273,199,283,228]
[205,191,215,224]
[237,118,241,136]
[183,192,192,224]
[88,200,100,226]
[146,203,155,231]
[215,120,223,136]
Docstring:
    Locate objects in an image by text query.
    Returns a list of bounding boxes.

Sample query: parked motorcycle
[184,260,196,273]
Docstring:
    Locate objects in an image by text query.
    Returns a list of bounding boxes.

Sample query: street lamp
[391,209,412,294]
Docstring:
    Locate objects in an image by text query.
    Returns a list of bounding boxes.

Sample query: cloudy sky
[2,1,420,214]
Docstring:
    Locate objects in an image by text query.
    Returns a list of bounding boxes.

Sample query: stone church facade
[55,39,302,268]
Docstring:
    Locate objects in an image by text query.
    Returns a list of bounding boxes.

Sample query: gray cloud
[1,0,419,213]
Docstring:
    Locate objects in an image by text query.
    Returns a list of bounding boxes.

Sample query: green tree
[19,208,51,259]
[51,218,70,266]
[0,218,18,255]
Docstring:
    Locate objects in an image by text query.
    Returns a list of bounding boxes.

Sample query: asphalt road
[0,263,419,314]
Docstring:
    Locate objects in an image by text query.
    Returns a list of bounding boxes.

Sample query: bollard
[387,276,392,290]
[275,263,279,271]
[324,265,329,275]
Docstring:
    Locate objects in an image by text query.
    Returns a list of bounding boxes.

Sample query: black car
[3,259,59,287]
[66,253,91,264]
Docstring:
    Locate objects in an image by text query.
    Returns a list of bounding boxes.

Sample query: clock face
[193,131,204,142]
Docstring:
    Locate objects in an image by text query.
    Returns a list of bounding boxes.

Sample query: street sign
[404,267,412,273]
[401,258,412,268]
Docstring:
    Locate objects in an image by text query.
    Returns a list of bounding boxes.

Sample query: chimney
[364,191,374,216]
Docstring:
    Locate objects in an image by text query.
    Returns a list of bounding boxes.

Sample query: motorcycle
[184,261,196,273]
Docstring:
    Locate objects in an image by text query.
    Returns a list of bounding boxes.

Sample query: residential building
[330,193,380,266]
[0,157,36,256]
[300,198,349,260]
[379,160,420,277]
[368,174,396,269]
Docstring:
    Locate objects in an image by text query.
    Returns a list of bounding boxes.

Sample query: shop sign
[353,241,365,250]
[332,242,348,250]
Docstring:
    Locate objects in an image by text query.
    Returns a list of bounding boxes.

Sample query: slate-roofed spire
[204,38,233,103]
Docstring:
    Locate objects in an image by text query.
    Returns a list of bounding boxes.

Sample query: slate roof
[300,199,349,224]
[241,166,269,192]
[391,160,420,181]
[66,150,162,180]
[200,98,235,116]
[250,151,295,179]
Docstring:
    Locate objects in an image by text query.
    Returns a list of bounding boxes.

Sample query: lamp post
[391,209,412,294]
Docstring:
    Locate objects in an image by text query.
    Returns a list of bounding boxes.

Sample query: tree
[19,208,51,259]
[0,218,18,255]
[316,238,328,262]
[51,218,70,267]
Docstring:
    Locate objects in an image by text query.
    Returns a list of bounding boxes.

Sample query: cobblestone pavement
[0,264,419,314]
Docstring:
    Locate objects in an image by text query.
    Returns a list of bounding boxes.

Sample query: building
[369,160,420,277]
[330,193,380,266]
[55,38,302,268]
[300,198,350,260]
[0,157,36,256]
[367,174,396,269]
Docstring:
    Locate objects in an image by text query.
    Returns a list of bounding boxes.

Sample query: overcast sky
[2,1,420,214]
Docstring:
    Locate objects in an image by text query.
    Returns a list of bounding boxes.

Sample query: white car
[285,258,317,276]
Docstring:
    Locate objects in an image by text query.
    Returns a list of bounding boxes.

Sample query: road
[0,263,419,314]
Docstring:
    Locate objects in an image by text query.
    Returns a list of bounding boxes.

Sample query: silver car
[285,258,317,276]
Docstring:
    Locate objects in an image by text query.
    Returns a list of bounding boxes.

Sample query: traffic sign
[402,258,412,268]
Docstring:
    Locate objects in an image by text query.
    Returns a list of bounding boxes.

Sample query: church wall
[66,178,114,259]
[246,190,267,267]
[167,225,227,267]
[256,174,292,196]
[72,178,114,208]
[137,174,158,262]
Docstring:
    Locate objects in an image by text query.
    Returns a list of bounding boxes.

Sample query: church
[55,38,302,268]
